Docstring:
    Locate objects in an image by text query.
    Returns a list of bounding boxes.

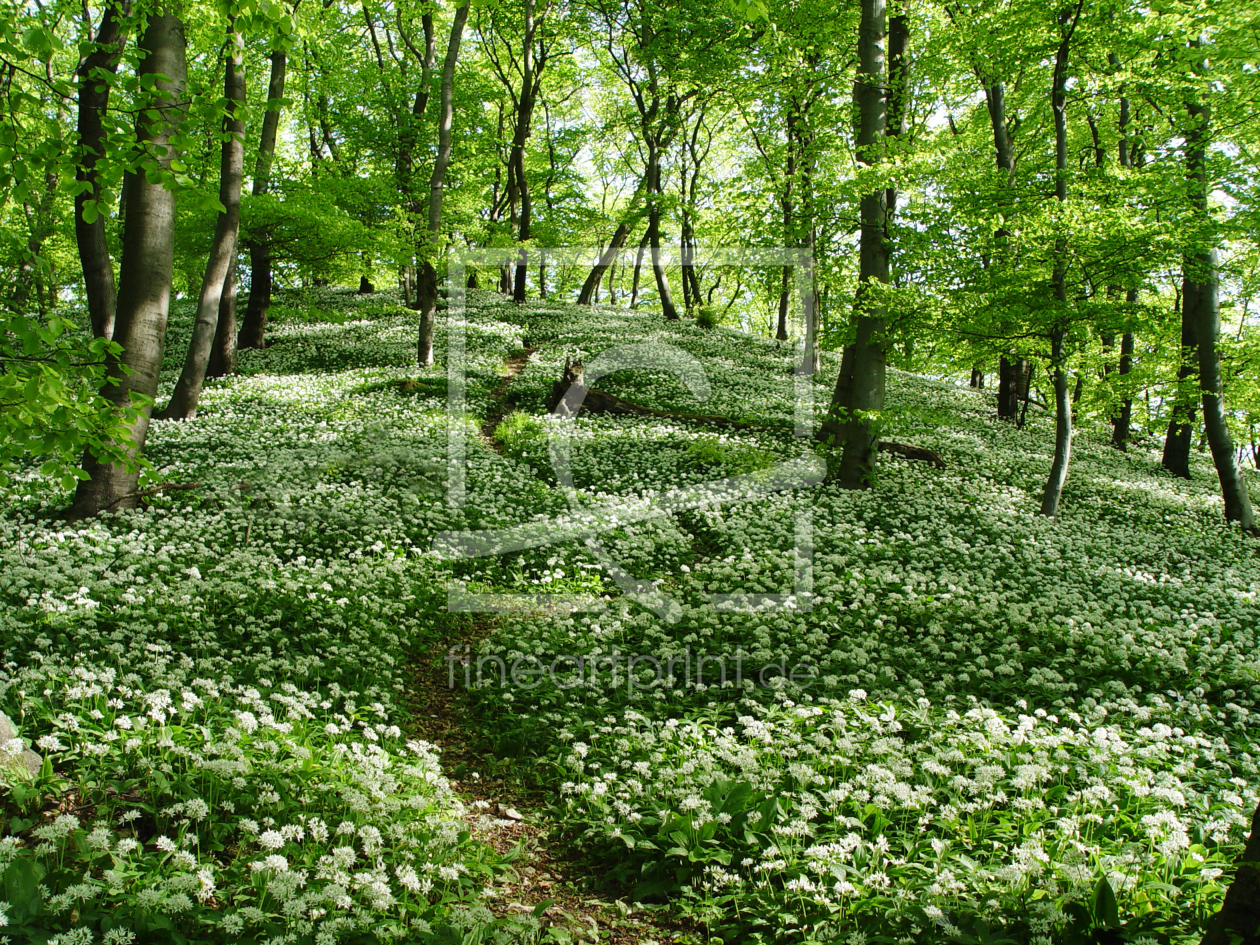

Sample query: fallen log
[548,359,754,429]
[548,359,946,468]
[877,441,946,469]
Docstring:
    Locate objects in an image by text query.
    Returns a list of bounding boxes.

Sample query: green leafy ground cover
[1,288,1258,944]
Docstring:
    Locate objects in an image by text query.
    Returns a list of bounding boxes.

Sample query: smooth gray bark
[417,3,471,366]
[831,0,889,489]
[74,2,129,340]
[578,182,646,305]
[159,21,246,419]
[981,74,1022,421]
[71,15,187,518]
[207,264,237,377]
[239,49,288,350]
[1162,288,1198,478]
[629,229,649,309]
[1182,63,1257,533]
[509,0,543,302]
[646,142,678,320]
[1038,3,1081,518]
[1200,801,1260,945]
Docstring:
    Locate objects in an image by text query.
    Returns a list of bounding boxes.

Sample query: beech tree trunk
[1109,56,1136,451]
[1163,287,1198,479]
[885,7,908,220]
[75,1,129,340]
[1194,248,1257,533]
[70,15,187,518]
[775,110,795,342]
[579,196,641,306]
[1183,63,1257,533]
[158,20,246,421]
[238,50,287,350]
[1040,330,1073,516]
[1112,326,1135,449]
[1038,4,1081,518]
[417,2,471,366]
[1200,801,1260,945]
[207,264,237,378]
[646,142,678,320]
[510,0,540,303]
[800,228,821,376]
[630,229,649,309]
[397,13,436,213]
[578,232,626,305]
[981,73,1025,423]
[827,0,888,489]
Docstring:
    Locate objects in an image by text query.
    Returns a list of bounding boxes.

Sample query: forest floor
[401,345,701,943]
[402,628,700,945]
[2,286,1259,944]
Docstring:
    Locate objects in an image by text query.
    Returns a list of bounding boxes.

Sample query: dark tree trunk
[982,71,1021,423]
[579,212,637,305]
[396,14,435,329]
[397,14,436,204]
[1183,60,1257,533]
[1001,359,1033,420]
[1200,801,1260,945]
[1107,54,1136,451]
[776,110,796,342]
[417,3,471,366]
[207,263,238,378]
[158,20,246,421]
[1163,286,1198,479]
[827,0,889,489]
[680,111,708,317]
[997,357,1018,418]
[1112,325,1135,449]
[1194,248,1256,532]
[74,1,129,340]
[238,50,287,351]
[630,229,649,309]
[71,15,186,518]
[510,0,540,303]
[1040,331,1073,517]
[646,143,678,320]
[797,119,821,375]
[775,266,791,341]
[984,82,1014,176]
[800,225,821,376]
[680,203,702,314]
[1018,361,1035,428]
[1038,3,1081,518]
[885,7,908,221]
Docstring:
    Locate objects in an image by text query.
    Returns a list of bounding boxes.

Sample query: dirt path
[403,346,699,944]
[480,346,537,449]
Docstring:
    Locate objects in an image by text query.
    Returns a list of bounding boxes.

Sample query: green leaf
[1092,875,1120,928]
[3,857,46,919]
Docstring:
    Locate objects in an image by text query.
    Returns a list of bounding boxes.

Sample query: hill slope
[1,288,1257,944]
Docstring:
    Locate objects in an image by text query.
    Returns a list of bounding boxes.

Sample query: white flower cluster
[0,290,554,942]
[2,286,1256,943]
